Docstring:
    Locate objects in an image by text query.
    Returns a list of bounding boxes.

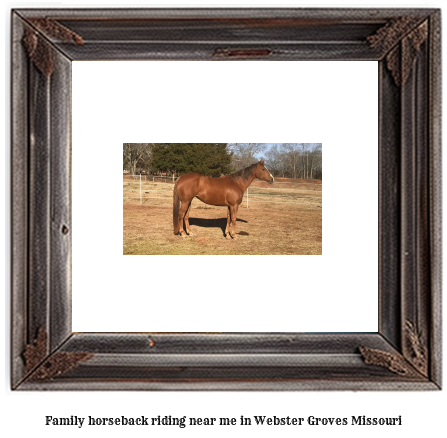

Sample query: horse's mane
[229,163,257,181]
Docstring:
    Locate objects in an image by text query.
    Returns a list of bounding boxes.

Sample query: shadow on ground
[188,217,248,236]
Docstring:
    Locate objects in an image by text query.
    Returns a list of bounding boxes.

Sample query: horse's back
[177,172,243,206]
[178,173,225,191]
[178,172,201,183]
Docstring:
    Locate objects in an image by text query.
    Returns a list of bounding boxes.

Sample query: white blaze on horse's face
[264,167,274,184]
[258,163,274,184]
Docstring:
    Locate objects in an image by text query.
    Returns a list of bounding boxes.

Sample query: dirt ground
[123,178,322,255]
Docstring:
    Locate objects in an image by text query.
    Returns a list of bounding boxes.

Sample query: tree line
[123,143,322,180]
[265,143,322,180]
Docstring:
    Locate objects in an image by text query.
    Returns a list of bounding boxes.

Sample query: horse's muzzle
[269,178,274,184]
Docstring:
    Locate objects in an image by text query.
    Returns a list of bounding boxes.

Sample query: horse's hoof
[231,235,238,240]
[187,231,194,237]
[180,233,187,238]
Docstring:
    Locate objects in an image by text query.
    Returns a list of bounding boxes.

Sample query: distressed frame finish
[11,8,441,390]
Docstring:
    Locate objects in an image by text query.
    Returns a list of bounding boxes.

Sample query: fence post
[140,174,142,205]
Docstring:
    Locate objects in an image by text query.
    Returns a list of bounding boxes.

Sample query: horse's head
[255,159,274,184]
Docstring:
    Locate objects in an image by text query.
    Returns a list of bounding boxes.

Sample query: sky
[234,143,323,159]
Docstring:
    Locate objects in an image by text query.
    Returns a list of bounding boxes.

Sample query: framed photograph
[11,8,441,390]
[121,142,323,256]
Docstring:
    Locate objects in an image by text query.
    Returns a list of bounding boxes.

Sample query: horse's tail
[173,179,180,235]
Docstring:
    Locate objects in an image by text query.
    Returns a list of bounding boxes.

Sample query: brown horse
[173,159,274,239]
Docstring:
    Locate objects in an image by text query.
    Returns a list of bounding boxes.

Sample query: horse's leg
[225,206,231,238]
[184,201,194,236]
[177,200,190,238]
[229,204,239,240]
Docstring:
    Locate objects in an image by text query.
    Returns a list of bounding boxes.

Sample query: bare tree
[265,145,281,176]
[263,143,322,180]
[123,143,153,175]
[228,143,266,170]
[278,143,301,178]
[308,143,322,179]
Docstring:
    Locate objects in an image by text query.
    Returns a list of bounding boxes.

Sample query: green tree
[151,143,232,177]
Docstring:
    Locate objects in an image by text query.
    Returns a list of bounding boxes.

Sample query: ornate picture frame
[11,8,441,390]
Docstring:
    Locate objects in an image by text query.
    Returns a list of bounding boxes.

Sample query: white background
[72,60,378,332]
[2,1,445,438]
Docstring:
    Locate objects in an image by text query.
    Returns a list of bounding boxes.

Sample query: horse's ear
[260,158,265,165]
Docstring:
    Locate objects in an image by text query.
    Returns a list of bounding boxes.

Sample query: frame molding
[11,8,441,390]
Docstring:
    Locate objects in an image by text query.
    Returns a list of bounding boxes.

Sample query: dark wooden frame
[11,8,441,390]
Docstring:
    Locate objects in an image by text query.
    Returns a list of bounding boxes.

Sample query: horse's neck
[237,172,256,191]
